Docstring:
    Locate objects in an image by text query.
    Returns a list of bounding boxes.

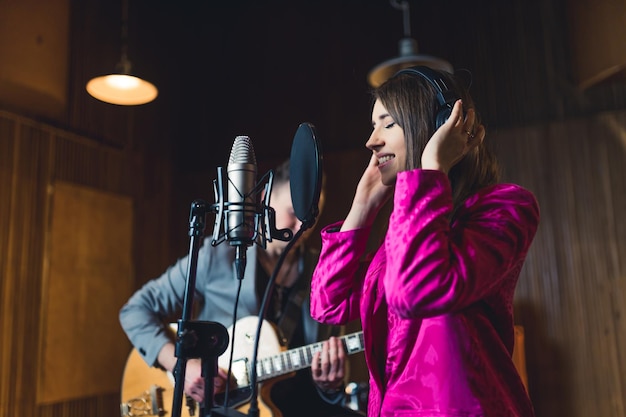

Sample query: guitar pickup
[150,385,166,416]
[213,358,252,409]
[230,357,249,387]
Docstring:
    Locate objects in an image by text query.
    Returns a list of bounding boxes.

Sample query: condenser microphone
[226,135,258,280]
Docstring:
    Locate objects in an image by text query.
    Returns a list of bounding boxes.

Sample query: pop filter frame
[289,122,323,229]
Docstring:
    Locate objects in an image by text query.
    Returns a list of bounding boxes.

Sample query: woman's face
[366,99,406,186]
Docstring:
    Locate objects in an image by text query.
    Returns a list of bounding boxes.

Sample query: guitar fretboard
[255,331,364,382]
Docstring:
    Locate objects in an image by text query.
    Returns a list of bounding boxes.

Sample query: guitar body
[120,317,287,417]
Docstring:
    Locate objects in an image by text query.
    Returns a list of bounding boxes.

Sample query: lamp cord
[390,0,411,37]
[119,0,130,71]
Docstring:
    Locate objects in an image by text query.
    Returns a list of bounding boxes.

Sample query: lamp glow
[86,73,158,106]
[106,74,141,89]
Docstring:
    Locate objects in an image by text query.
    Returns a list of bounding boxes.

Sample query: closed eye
[385,122,396,129]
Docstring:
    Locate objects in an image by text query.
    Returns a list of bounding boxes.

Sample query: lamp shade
[86,73,158,105]
[368,38,453,87]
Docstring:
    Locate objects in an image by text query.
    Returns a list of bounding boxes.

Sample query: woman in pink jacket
[309,67,539,416]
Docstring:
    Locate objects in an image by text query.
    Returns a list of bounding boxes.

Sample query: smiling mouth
[378,155,394,165]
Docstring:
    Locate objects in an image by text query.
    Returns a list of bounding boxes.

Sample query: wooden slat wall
[0,110,173,417]
[494,111,626,417]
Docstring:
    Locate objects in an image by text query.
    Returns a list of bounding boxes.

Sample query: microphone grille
[229,136,257,165]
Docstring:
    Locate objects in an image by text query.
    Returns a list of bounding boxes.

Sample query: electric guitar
[120,316,365,417]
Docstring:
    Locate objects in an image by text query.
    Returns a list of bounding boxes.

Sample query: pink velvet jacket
[311,169,539,417]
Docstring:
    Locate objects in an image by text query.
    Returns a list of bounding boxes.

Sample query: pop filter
[289,122,323,229]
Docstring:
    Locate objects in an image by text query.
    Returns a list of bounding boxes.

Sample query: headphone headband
[394,66,460,129]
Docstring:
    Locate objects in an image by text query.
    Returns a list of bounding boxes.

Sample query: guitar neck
[255,331,364,382]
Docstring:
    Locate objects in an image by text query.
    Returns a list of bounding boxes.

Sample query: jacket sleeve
[310,222,370,325]
[384,169,540,318]
[119,240,209,367]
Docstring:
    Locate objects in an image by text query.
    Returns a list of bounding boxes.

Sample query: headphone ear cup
[435,104,453,129]
[394,66,460,130]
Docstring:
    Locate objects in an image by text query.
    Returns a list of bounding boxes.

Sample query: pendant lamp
[367,0,453,87]
[86,0,157,105]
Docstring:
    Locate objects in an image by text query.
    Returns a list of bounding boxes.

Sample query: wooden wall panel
[1,122,52,415]
[37,182,133,403]
[494,111,626,416]
[0,117,17,416]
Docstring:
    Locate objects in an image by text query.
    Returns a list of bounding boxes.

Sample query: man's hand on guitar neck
[311,336,346,393]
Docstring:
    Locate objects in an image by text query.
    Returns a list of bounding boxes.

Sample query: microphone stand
[171,200,231,417]
[185,165,294,417]
[246,226,307,417]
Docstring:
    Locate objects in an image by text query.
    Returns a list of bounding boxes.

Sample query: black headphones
[394,66,460,129]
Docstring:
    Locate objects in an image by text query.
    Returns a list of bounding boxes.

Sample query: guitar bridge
[120,385,165,416]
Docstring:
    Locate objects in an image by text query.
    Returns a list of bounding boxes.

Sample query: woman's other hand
[421,100,485,174]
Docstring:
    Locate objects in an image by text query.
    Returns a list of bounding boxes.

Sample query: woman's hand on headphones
[421,99,484,174]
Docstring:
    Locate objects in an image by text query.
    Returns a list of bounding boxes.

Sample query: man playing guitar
[119,160,362,417]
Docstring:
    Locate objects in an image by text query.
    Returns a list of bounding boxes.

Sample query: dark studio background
[1,0,626,416]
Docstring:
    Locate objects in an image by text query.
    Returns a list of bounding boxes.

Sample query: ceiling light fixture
[367,0,453,87]
[86,0,157,105]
